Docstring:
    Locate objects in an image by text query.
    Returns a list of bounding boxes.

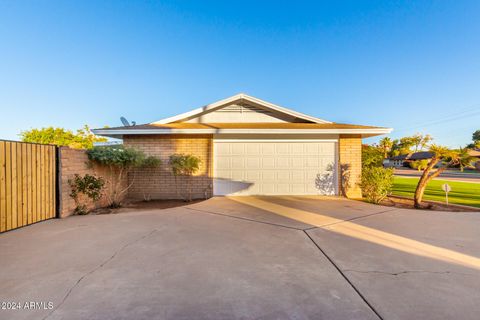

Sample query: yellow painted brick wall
[123,134,213,200]
[338,135,362,198]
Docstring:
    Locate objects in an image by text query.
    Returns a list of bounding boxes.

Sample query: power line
[394,104,480,133]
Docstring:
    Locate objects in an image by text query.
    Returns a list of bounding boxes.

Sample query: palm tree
[378,137,393,158]
[413,145,474,208]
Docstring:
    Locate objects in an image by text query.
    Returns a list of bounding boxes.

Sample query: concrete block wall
[338,135,362,198]
[123,134,213,200]
[58,147,126,218]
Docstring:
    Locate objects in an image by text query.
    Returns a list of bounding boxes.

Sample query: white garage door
[213,140,337,196]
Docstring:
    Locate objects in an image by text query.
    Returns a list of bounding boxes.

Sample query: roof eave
[92,127,393,139]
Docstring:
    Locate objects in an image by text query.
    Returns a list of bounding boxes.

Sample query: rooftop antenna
[120,116,136,126]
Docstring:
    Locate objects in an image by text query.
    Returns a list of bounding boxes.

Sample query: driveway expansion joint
[343,269,476,277]
[303,229,384,320]
[320,208,397,229]
[42,229,158,320]
[185,207,306,230]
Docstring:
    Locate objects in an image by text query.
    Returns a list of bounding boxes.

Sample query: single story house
[468,149,480,170]
[93,94,391,199]
[383,151,435,168]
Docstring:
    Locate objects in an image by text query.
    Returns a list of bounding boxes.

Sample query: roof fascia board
[151,93,332,124]
[93,128,392,135]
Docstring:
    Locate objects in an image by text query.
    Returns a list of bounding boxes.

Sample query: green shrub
[169,154,201,201]
[360,166,394,204]
[87,146,160,207]
[362,145,384,168]
[409,159,429,171]
[68,174,105,215]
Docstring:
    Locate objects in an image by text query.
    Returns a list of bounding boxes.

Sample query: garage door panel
[214,141,337,196]
[261,158,275,168]
[261,171,276,180]
[246,144,261,155]
[291,144,304,154]
[291,158,305,168]
[276,144,290,154]
[291,184,306,193]
[306,144,319,154]
[309,158,322,168]
[231,144,245,155]
[231,158,245,169]
[276,157,290,168]
[262,184,276,194]
[291,170,305,181]
[262,144,276,155]
[320,143,336,155]
[216,143,231,155]
[245,171,261,181]
[277,171,290,181]
[246,158,261,169]
[231,171,244,181]
[276,184,291,194]
[216,159,231,170]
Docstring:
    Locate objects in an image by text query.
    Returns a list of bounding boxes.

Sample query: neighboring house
[383,151,435,168]
[468,149,480,170]
[383,154,409,167]
[93,94,391,199]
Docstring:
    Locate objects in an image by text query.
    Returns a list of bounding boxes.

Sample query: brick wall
[58,147,126,218]
[123,134,213,200]
[338,135,362,198]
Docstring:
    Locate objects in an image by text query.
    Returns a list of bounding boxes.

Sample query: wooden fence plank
[37,145,42,222]
[26,143,32,224]
[46,146,51,218]
[0,141,5,232]
[22,143,28,226]
[16,143,23,227]
[11,143,18,229]
[5,142,12,231]
[32,144,37,224]
[51,146,55,218]
[39,145,44,221]
[52,146,56,218]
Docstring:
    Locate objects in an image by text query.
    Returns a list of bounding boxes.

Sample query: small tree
[362,144,384,168]
[21,125,106,149]
[467,130,480,149]
[414,145,474,208]
[68,174,105,215]
[87,146,160,207]
[169,154,201,202]
[360,166,394,204]
[411,133,432,152]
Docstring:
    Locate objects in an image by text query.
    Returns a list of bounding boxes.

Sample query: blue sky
[0,0,479,147]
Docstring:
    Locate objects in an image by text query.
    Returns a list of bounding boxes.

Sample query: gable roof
[92,93,393,138]
[151,93,332,124]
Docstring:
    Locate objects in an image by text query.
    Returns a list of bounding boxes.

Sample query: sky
[0,0,479,147]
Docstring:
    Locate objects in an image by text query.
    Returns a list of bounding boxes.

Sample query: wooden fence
[0,140,57,232]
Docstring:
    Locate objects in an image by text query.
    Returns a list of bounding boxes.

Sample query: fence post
[55,146,60,218]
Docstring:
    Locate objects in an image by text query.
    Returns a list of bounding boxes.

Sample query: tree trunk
[414,158,438,208]
[414,159,449,208]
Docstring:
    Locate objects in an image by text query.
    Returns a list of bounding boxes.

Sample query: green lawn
[392,177,480,208]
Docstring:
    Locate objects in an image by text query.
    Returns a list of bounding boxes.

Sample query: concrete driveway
[1,196,479,320]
